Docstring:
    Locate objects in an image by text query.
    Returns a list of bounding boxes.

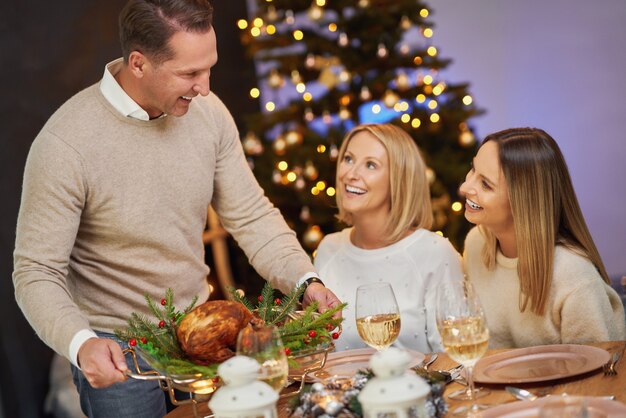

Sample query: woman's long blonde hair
[335,124,433,244]
[479,128,609,315]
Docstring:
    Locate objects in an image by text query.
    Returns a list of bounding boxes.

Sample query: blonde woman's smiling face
[337,131,391,221]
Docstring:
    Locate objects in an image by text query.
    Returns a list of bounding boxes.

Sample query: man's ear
[128,51,148,78]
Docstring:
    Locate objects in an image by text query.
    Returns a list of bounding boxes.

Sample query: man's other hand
[77,338,128,388]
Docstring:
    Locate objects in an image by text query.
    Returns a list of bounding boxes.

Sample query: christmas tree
[236,0,482,255]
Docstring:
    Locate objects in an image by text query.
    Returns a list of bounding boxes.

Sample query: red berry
[129,338,137,347]
[212,377,220,384]
[284,348,292,355]
[258,295,263,302]
[158,320,165,328]
[308,330,317,338]
[303,337,310,345]
[140,337,147,344]
[326,323,335,331]
[160,298,166,306]
[274,298,281,304]
[332,332,340,340]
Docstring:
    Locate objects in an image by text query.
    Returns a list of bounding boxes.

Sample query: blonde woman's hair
[478,128,609,315]
[335,124,433,244]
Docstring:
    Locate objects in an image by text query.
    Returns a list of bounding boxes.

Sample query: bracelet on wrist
[299,277,325,303]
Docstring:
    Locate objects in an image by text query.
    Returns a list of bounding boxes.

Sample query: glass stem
[466,365,478,412]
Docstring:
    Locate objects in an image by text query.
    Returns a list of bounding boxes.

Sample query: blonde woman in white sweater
[460,127,625,348]
[314,124,464,353]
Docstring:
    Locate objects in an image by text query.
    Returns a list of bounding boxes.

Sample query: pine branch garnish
[228,286,255,312]
[257,283,276,323]
[228,284,346,355]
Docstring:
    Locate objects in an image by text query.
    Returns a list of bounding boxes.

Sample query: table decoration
[357,348,430,418]
[289,354,448,417]
[208,356,278,418]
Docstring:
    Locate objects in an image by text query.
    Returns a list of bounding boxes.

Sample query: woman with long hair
[460,127,625,348]
[314,123,463,353]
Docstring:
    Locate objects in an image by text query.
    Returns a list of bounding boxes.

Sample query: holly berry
[258,295,263,302]
[308,330,317,338]
[284,348,292,356]
[332,332,340,340]
[274,298,281,305]
[129,338,137,347]
[140,337,147,344]
[160,298,166,306]
[158,320,165,328]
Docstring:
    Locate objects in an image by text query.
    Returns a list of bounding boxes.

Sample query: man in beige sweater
[12,1,341,416]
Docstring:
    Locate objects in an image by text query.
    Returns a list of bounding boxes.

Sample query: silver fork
[603,352,619,376]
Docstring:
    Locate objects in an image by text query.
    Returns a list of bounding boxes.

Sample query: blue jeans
[71,332,170,418]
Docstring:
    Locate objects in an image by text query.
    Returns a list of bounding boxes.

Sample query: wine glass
[236,325,289,392]
[436,279,490,416]
[355,282,401,351]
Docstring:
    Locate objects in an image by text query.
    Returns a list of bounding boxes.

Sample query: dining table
[164,340,626,418]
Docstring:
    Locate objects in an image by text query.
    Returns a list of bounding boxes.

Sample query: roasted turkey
[176,300,257,365]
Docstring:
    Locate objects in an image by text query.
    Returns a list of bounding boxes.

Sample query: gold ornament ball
[303,225,324,249]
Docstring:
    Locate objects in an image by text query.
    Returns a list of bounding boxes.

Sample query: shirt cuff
[296,272,320,288]
[69,329,99,368]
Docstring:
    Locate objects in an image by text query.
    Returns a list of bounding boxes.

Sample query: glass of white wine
[236,325,289,393]
[436,279,490,416]
[355,282,401,351]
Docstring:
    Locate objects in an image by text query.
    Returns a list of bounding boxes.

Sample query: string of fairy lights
[236,0,480,249]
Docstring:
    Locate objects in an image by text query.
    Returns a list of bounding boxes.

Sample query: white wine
[440,316,489,367]
[356,313,401,350]
[259,358,289,392]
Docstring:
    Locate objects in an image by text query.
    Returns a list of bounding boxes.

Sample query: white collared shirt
[99,58,153,121]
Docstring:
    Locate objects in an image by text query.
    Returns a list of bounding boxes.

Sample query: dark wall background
[0,1,255,416]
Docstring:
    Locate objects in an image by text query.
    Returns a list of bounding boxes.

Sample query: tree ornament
[284,10,295,25]
[400,15,412,30]
[360,86,372,101]
[377,43,388,59]
[338,32,349,47]
[274,298,281,305]
[308,330,317,338]
[273,135,287,155]
[396,72,410,91]
[308,4,324,21]
[383,89,400,108]
[129,338,137,347]
[140,337,147,344]
[303,225,324,249]
[158,320,165,328]
[267,69,284,89]
[161,298,167,306]
[285,130,303,146]
[332,332,340,339]
[329,144,339,160]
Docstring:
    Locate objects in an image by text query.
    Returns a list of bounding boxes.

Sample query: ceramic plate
[310,347,425,382]
[473,344,610,384]
[482,397,626,418]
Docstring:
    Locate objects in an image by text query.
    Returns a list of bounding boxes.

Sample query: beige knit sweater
[463,227,625,348]
[13,84,315,360]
